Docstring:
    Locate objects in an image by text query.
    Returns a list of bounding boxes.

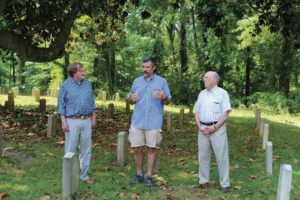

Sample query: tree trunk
[63,52,69,80]
[191,6,201,69]
[179,23,187,75]
[166,22,176,71]
[19,57,25,86]
[245,47,251,97]
[279,36,292,96]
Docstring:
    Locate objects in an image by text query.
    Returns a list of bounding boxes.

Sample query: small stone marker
[117,131,128,166]
[0,124,3,157]
[166,113,172,132]
[115,92,120,102]
[179,108,184,126]
[262,123,269,150]
[252,104,257,115]
[34,88,40,102]
[126,100,130,114]
[108,103,114,118]
[265,141,272,175]
[8,91,14,102]
[277,164,292,200]
[255,109,261,134]
[62,152,80,199]
[189,104,194,117]
[259,120,264,137]
[39,99,46,112]
[32,87,36,97]
[47,114,57,138]
[101,91,107,102]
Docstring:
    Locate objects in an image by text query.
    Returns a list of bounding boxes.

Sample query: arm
[205,110,230,135]
[91,111,96,128]
[60,115,69,132]
[57,85,69,132]
[195,111,209,135]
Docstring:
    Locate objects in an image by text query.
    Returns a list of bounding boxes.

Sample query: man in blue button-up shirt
[57,62,96,184]
[128,57,171,187]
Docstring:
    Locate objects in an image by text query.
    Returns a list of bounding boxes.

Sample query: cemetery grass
[0,101,299,199]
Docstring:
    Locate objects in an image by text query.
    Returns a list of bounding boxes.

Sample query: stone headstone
[32,87,36,97]
[8,91,14,102]
[179,108,184,127]
[125,100,130,114]
[5,100,14,112]
[62,152,80,199]
[255,109,261,134]
[117,131,128,166]
[189,105,194,117]
[265,141,272,175]
[35,89,40,102]
[252,104,257,115]
[115,93,120,102]
[277,164,292,200]
[47,114,57,138]
[108,103,114,119]
[39,99,46,112]
[101,91,107,102]
[259,120,265,137]
[0,124,3,157]
[262,124,269,150]
[167,113,172,132]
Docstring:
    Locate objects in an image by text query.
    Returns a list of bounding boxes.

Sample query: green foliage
[245,92,300,114]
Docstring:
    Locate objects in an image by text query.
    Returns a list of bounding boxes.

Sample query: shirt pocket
[212,100,221,114]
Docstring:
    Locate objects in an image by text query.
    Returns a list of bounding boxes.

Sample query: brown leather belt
[67,115,91,120]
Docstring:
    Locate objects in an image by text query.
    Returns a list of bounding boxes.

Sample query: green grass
[0,95,300,199]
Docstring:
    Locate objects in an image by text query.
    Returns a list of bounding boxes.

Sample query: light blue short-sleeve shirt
[195,86,231,122]
[129,74,171,129]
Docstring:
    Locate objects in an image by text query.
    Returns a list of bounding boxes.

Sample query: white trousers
[198,124,230,187]
[65,118,92,181]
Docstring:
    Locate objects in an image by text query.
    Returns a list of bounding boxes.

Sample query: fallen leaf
[57,141,64,145]
[233,185,242,190]
[0,192,8,200]
[259,188,268,194]
[118,172,126,177]
[293,159,299,164]
[40,195,51,200]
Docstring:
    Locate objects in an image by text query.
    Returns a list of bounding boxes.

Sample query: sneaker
[145,176,154,187]
[192,182,209,189]
[131,174,144,184]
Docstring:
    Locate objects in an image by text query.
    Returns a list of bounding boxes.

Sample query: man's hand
[91,113,96,129]
[153,90,167,101]
[201,126,216,136]
[62,122,69,133]
[129,92,139,102]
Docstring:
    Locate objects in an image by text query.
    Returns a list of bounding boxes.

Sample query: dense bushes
[245,92,300,114]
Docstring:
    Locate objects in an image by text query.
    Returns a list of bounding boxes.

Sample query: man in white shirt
[193,71,231,193]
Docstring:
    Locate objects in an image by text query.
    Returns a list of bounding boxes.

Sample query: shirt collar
[69,77,85,85]
[206,85,218,93]
[143,73,156,81]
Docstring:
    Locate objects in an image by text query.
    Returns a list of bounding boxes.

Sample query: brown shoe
[222,186,230,193]
[192,182,209,189]
[84,178,94,185]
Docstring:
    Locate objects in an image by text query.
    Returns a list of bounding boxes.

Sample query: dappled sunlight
[0,183,30,192]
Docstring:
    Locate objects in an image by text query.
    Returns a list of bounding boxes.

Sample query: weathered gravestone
[167,113,172,132]
[108,103,114,119]
[189,104,194,117]
[62,152,80,199]
[34,89,40,102]
[39,99,46,113]
[115,92,120,102]
[262,124,269,150]
[117,131,128,166]
[179,108,184,127]
[101,91,107,102]
[5,91,15,111]
[265,141,272,175]
[125,100,130,114]
[0,124,3,157]
[47,114,57,138]
[259,120,265,137]
[277,164,292,200]
[255,109,261,134]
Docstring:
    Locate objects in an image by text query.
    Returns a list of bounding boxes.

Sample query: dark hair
[67,62,83,77]
[143,56,157,73]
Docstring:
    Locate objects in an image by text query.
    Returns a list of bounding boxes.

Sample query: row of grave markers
[253,105,293,200]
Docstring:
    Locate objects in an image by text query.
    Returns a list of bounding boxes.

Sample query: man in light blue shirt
[57,62,96,184]
[128,57,171,187]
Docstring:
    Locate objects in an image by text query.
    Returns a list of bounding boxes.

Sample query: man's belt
[200,121,218,126]
[67,115,92,120]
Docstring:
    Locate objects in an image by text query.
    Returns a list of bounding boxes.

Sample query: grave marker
[277,164,292,200]
[189,104,194,117]
[108,103,114,119]
[125,100,130,114]
[34,89,40,102]
[47,114,57,138]
[262,124,269,150]
[167,113,172,132]
[252,104,257,115]
[265,141,272,175]
[255,109,261,134]
[39,99,46,112]
[179,108,184,127]
[117,131,128,166]
[8,91,14,102]
[101,91,107,102]
[259,120,265,137]
[0,124,3,157]
[62,152,80,199]
[115,92,120,102]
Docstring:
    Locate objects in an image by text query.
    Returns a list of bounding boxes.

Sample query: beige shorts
[129,126,162,148]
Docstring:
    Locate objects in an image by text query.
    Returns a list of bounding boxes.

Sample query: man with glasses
[193,71,231,193]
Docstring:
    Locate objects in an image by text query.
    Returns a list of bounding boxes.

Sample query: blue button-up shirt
[57,77,95,117]
[129,74,171,129]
